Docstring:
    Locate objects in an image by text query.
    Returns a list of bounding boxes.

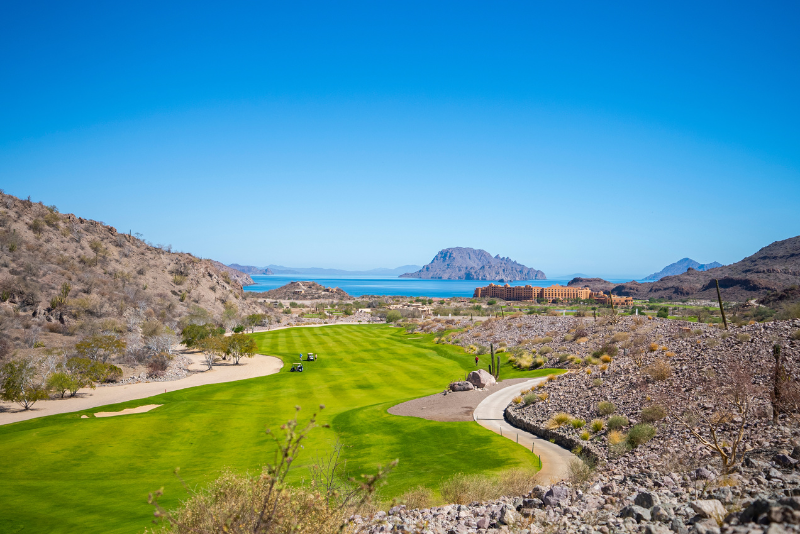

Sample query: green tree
[181,323,224,348]
[225,333,258,365]
[244,314,266,333]
[385,311,402,323]
[657,307,669,319]
[1,359,49,409]
[47,371,80,398]
[89,239,107,266]
[75,334,126,363]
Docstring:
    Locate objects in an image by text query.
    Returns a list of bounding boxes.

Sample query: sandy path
[387,378,534,422]
[473,378,577,484]
[0,352,283,426]
[94,404,162,417]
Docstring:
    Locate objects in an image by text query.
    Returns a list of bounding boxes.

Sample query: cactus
[715,279,728,330]
[488,343,500,379]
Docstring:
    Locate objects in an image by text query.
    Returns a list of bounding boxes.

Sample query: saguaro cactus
[715,279,728,330]
[489,343,500,379]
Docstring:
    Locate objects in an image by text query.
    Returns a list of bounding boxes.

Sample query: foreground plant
[147,406,395,534]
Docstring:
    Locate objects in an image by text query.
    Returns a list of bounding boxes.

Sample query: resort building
[473,283,591,302]
[591,292,634,306]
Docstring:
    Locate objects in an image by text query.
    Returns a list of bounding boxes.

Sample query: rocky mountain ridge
[400,247,546,281]
[227,263,274,276]
[255,281,351,301]
[644,258,723,281]
[569,236,800,302]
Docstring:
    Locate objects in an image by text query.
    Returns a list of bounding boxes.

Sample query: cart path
[0,352,283,426]
[473,378,578,484]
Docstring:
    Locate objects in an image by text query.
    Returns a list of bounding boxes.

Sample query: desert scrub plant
[665,351,676,358]
[172,274,187,285]
[599,363,608,371]
[640,404,667,423]
[567,457,595,487]
[592,378,603,387]
[597,401,616,416]
[648,342,659,352]
[736,333,751,342]
[523,392,539,406]
[586,356,600,366]
[607,430,631,456]
[571,418,586,429]
[590,419,604,433]
[546,412,573,429]
[612,332,629,343]
[539,345,553,355]
[580,430,590,440]
[563,334,574,342]
[439,473,497,504]
[606,415,629,430]
[576,336,589,344]
[791,329,800,341]
[585,368,592,375]
[512,395,523,405]
[537,392,549,402]
[644,358,672,381]
[600,354,612,363]
[626,423,656,447]
[496,468,539,497]
[398,486,434,510]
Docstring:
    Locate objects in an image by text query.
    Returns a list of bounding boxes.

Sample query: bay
[244,275,640,298]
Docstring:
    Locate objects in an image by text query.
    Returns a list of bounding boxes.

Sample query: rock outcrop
[256,281,351,301]
[227,264,274,275]
[400,247,545,281]
[644,258,723,281]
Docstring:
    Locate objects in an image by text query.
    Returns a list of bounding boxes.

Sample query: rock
[652,505,673,523]
[645,524,673,534]
[690,518,720,534]
[766,524,788,534]
[620,505,652,523]
[449,381,474,392]
[710,487,734,505]
[635,492,661,509]
[767,468,784,481]
[543,486,571,507]
[693,468,715,481]
[690,500,727,524]
[476,517,490,529]
[498,505,518,525]
[466,369,496,389]
[523,498,542,508]
[791,446,800,461]
[773,454,798,468]
[671,517,688,534]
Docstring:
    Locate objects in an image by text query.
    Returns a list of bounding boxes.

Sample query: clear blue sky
[1,1,798,278]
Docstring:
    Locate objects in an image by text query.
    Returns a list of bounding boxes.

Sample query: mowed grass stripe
[0,325,562,534]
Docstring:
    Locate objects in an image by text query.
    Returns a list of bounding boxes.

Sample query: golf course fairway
[0,324,562,534]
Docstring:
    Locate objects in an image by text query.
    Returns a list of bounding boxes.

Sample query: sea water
[244,275,639,298]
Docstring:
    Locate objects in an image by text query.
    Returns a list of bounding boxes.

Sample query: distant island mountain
[400,247,546,281]
[228,264,274,275]
[228,264,421,277]
[567,235,800,301]
[643,258,723,281]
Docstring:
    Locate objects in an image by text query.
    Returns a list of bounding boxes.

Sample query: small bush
[627,423,656,447]
[496,468,538,497]
[597,401,616,416]
[440,473,496,504]
[567,458,594,487]
[399,486,433,509]
[592,378,603,387]
[512,395,523,405]
[590,419,604,432]
[546,412,573,429]
[791,329,800,341]
[563,334,574,342]
[612,332,629,343]
[737,333,751,342]
[580,430,590,440]
[571,418,586,429]
[598,363,608,371]
[606,415,629,430]
[640,405,667,423]
[385,311,402,323]
[607,430,626,446]
[576,336,589,344]
[600,354,612,363]
[648,342,659,352]
[523,392,538,405]
[539,345,553,355]
[644,359,671,381]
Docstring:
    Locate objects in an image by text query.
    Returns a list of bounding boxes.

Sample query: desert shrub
[576,336,589,344]
[385,311,402,323]
[665,351,675,357]
[600,354,612,363]
[599,363,608,371]
[607,430,625,446]
[612,332,629,343]
[440,473,496,504]
[508,352,533,370]
[523,392,539,405]
[558,353,570,362]
[590,419,604,433]
[640,405,667,423]
[67,357,122,383]
[147,354,170,378]
[644,359,672,381]
[606,415,629,430]
[539,345,553,355]
[657,307,669,318]
[567,457,594,487]
[563,334,574,342]
[580,430,590,440]
[512,395,523,405]
[736,333,751,342]
[537,392,549,402]
[571,418,586,429]
[627,424,656,447]
[592,378,603,387]
[648,342,659,352]
[496,468,538,497]
[398,486,433,509]
[707,339,719,348]
[546,412,572,429]
[597,401,616,416]
[792,330,800,341]
[172,274,187,285]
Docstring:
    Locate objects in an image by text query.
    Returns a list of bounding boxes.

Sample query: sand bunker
[94,404,162,418]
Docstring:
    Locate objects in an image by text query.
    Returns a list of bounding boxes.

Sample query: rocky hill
[256,281,351,301]
[400,248,545,281]
[643,258,723,281]
[227,263,274,276]
[570,236,800,302]
[0,190,269,361]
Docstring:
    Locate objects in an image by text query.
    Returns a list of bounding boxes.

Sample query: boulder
[543,486,571,507]
[635,491,661,509]
[644,524,672,534]
[619,505,651,523]
[466,369,496,389]
[690,500,727,524]
[690,518,721,534]
[498,505,518,525]
[773,453,798,468]
[449,381,474,392]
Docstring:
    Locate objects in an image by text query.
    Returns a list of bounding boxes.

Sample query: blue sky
[1,1,798,278]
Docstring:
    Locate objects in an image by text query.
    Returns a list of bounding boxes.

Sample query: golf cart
[306,353,316,361]
[290,362,304,372]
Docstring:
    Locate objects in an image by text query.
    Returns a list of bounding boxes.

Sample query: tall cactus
[489,343,500,379]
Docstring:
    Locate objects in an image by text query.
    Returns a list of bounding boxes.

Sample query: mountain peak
[400,247,545,281]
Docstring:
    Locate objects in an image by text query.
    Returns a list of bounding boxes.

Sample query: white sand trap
[94,404,162,418]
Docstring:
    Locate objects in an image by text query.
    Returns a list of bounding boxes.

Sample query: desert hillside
[0,190,269,364]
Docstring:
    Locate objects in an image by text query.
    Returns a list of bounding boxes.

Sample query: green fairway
[0,325,561,534]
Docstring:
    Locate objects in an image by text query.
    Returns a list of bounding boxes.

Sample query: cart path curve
[473,377,578,484]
